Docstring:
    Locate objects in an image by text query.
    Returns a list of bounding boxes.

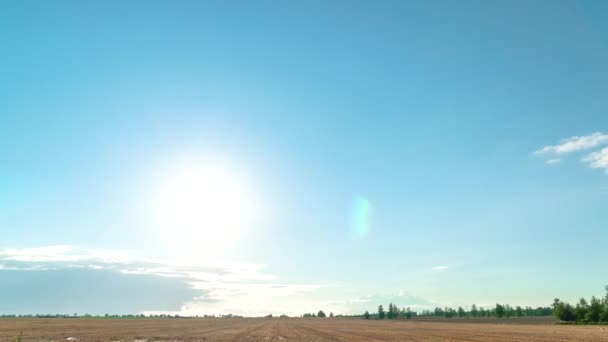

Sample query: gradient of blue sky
[1,0,608,315]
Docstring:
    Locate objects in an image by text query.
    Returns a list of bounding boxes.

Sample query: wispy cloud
[582,147,608,174]
[535,132,608,175]
[431,265,449,272]
[534,132,608,155]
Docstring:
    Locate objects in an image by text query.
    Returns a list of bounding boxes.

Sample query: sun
[153,165,254,255]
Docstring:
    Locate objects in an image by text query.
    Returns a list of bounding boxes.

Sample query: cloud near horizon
[0,246,321,316]
[535,132,608,174]
[0,246,443,317]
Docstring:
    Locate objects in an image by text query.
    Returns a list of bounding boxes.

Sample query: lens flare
[350,196,371,239]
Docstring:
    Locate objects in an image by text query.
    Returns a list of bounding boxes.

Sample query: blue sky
[1,0,608,316]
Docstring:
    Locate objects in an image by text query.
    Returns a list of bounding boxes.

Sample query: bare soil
[1,317,607,341]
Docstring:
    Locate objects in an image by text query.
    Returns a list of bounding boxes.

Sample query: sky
[1,0,608,316]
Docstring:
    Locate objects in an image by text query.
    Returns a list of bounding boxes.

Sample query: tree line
[362,303,552,320]
[302,310,334,318]
[4,286,606,323]
[552,285,608,324]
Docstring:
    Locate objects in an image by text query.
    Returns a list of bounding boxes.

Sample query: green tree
[601,308,608,323]
[515,306,524,317]
[317,310,326,318]
[405,307,412,319]
[363,310,370,320]
[553,299,576,322]
[470,304,478,317]
[601,285,608,323]
[586,296,602,323]
[575,298,588,322]
[378,305,386,319]
[495,304,505,318]
[504,305,513,318]
[457,307,465,317]
[387,303,399,319]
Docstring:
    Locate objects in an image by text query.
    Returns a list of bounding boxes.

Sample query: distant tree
[515,306,524,317]
[363,310,371,320]
[329,312,334,318]
[405,307,412,319]
[586,296,602,323]
[387,303,399,319]
[433,307,444,317]
[601,304,608,322]
[378,305,386,320]
[495,304,505,318]
[575,298,588,322]
[602,286,608,322]
[553,299,576,322]
[504,305,513,318]
[317,310,326,318]
[457,307,465,318]
[470,304,478,317]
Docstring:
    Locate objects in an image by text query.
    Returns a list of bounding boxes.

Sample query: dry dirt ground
[1,318,607,342]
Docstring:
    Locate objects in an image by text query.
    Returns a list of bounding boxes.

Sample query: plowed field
[1,318,607,341]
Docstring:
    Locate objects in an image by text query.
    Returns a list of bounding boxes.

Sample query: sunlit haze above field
[1,1,608,317]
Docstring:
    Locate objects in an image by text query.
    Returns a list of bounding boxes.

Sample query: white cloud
[0,245,321,316]
[536,133,608,175]
[431,265,449,272]
[583,147,608,174]
[0,247,446,317]
[535,132,608,155]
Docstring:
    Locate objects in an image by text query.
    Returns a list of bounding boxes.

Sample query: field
[1,317,608,341]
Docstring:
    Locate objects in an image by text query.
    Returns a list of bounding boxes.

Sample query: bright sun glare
[154,165,254,255]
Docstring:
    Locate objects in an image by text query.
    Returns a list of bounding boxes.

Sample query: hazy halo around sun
[151,163,256,257]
